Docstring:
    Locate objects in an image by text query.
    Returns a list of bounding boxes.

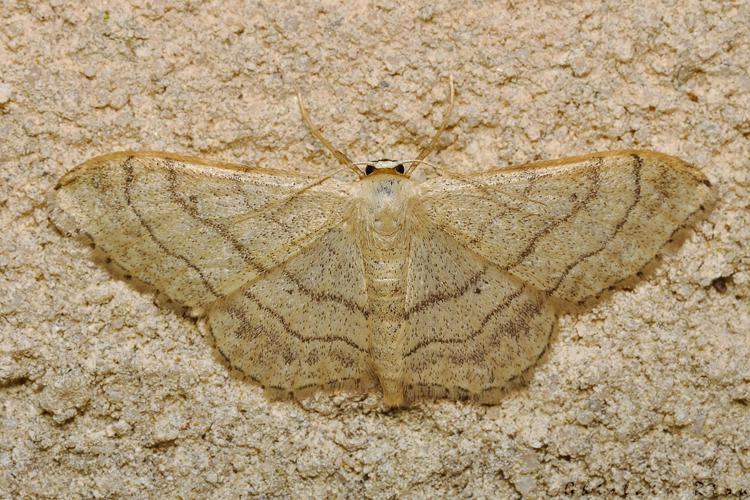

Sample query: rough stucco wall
[1,0,748,497]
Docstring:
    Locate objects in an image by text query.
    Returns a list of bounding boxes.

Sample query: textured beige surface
[1,1,748,497]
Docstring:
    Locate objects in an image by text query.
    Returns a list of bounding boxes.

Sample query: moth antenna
[401,159,438,170]
[296,90,364,178]
[408,75,455,174]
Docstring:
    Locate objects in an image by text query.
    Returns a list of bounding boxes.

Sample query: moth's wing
[207,222,376,399]
[417,150,714,303]
[403,225,556,403]
[52,151,352,309]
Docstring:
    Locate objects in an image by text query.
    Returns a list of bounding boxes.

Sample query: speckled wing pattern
[417,151,713,302]
[53,149,713,406]
[402,225,557,403]
[400,150,713,403]
[53,152,351,309]
[53,152,378,397]
[208,223,377,399]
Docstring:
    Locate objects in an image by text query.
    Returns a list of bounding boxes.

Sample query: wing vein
[547,153,643,294]
[506,158,603,271]
[123,157,221,298]
[405,267,487,318]
[405,285,525,358]
[165,163,268,274]
[244,290,367,352]
[283,269,368,316]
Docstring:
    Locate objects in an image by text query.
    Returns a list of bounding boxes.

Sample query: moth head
[362,159,407,177]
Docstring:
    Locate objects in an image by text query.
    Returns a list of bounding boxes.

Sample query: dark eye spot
[394,164,405,174]
[365,165,376,175]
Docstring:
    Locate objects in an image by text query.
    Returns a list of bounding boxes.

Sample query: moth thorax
[361,177,413,237]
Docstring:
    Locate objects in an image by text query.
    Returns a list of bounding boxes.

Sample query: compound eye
[394,164,405,174]
[365,165,376,175]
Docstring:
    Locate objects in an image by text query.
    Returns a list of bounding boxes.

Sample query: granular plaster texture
[1,1,749,498]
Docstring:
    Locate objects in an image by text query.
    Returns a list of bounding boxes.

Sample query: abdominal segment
[362,240,410,407]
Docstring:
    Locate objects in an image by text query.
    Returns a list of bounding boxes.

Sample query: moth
[51,79,713,407]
